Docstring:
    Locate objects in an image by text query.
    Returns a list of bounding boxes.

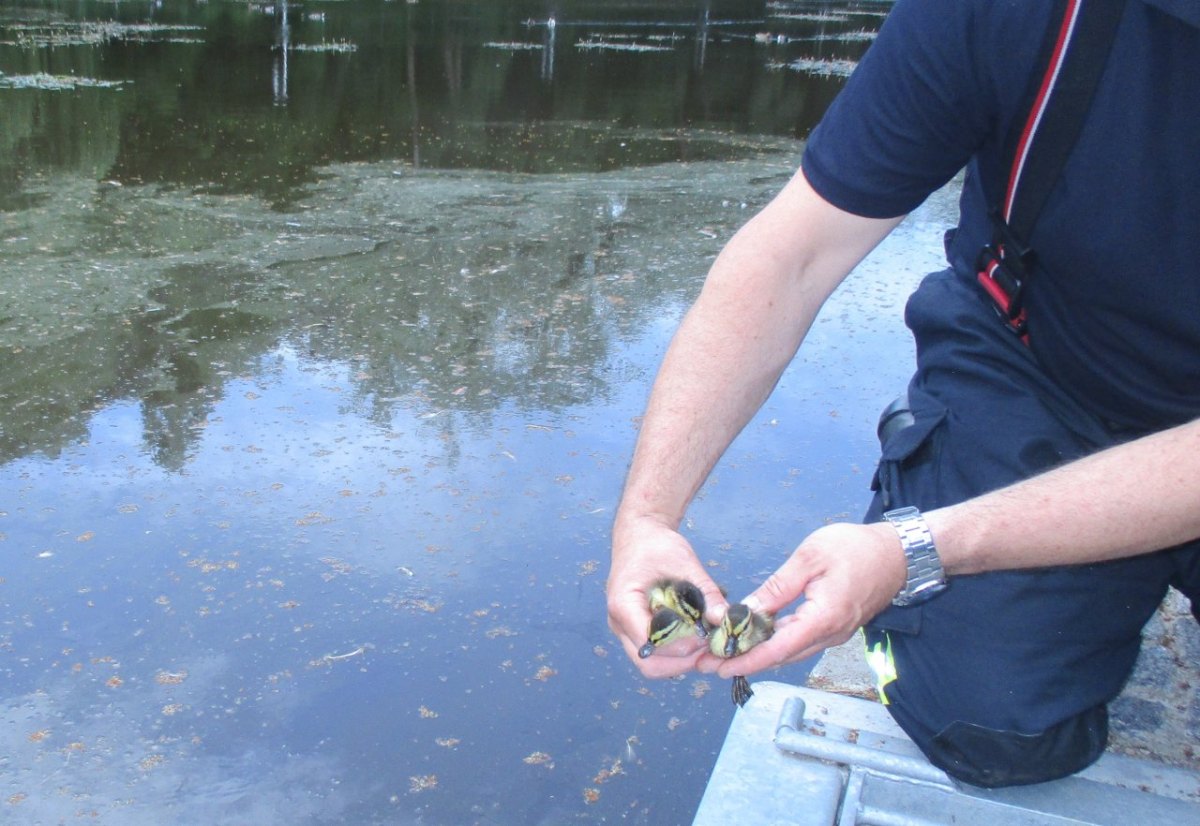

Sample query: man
[607,0,1199,788]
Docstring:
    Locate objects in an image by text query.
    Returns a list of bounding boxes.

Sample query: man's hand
[701,521,905,679]
[607,517,729,678]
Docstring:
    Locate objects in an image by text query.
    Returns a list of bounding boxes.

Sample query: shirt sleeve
[801,0,1007,219]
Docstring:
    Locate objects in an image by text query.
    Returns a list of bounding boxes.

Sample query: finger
[742,549,818,617]
[714,604,851,678]
[623,637,708,679]
[604,578,652,633]
[712,630,816,678]
[694,649,724,674]
[698,578,730,627]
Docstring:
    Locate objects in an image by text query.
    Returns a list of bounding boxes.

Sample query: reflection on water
[1,0,881,205]
[0,1,954,823]
[0,157,799,466]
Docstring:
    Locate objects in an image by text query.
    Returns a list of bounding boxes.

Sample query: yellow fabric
[864,631,898,705]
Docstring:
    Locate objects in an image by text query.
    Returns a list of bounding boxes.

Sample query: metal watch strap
[883,506,947,607]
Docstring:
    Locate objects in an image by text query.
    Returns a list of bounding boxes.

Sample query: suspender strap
[977,0,1125,342]
[1004,0,1125,240]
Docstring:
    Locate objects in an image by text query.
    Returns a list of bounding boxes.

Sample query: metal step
[693,682,1200,826]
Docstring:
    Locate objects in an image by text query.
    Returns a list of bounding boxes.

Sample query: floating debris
[138,753,166,771]
[593,757,624,784]
[523,751,554,768]
[1,21,203,48]
[409,775,438,793]
[187,557,239,573]
[154,670,188,685]
[396,596,442,614]
[575,38,674,53]
[772,57,859,78]
[768,12,851,23]
[813,29,878,43]
[483,41,544,51]
[285,40,358,53]
[320,645,366,666]
[0,73,126,90]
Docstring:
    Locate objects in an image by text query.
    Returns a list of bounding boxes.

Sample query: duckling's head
[710,603,774,659]
[649,579,708,636]
[638,606,690,658]
[639,579,711,658]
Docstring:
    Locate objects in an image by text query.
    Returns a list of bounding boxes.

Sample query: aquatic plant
[0,72,126,89]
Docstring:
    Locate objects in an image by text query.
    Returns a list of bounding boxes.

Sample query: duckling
[637,578,709,659]
[709,603,774,707]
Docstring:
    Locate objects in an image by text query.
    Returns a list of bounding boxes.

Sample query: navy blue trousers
[863,269,1200,788]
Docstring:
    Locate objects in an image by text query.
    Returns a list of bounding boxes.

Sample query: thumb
[698,578,730,626]
[741,548,817,617]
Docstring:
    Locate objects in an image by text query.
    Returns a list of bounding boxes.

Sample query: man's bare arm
[608,169,904,674]
[932,417,1200,573]
[719,415,1200,678]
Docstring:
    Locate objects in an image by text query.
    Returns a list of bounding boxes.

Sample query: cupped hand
[607,516,729,678]
[704,521,906,680]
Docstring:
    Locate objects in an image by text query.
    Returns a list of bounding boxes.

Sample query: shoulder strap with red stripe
[1002,0,1126,243]
[977,0,1125,341]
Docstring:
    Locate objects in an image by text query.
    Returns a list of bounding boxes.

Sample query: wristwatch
[883,506,948,606]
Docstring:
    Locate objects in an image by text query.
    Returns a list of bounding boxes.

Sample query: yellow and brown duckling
[638,578,710,659]
[708,602,775,707]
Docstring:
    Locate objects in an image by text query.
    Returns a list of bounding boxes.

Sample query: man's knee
[887,692,1109,788]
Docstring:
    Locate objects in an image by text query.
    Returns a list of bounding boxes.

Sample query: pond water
[0,1,960,823]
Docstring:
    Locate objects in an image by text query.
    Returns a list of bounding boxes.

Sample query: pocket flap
[879,387,947,463]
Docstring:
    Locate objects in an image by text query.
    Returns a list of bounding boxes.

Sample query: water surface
[0,2,960,823]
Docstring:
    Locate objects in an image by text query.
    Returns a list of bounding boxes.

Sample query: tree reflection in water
[0,2,917,823]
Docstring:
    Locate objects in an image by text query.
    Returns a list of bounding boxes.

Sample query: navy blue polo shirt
[802,0,1200,434]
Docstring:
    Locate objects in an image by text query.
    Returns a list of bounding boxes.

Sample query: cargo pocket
[865,386,948,638]
[869,386,948,515]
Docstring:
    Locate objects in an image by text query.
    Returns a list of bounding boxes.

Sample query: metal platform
[693,682,1200,825]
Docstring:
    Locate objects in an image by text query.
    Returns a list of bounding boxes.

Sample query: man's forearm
[927,417,1200,574]
[616,245,813,531]
[616,171,904,534]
